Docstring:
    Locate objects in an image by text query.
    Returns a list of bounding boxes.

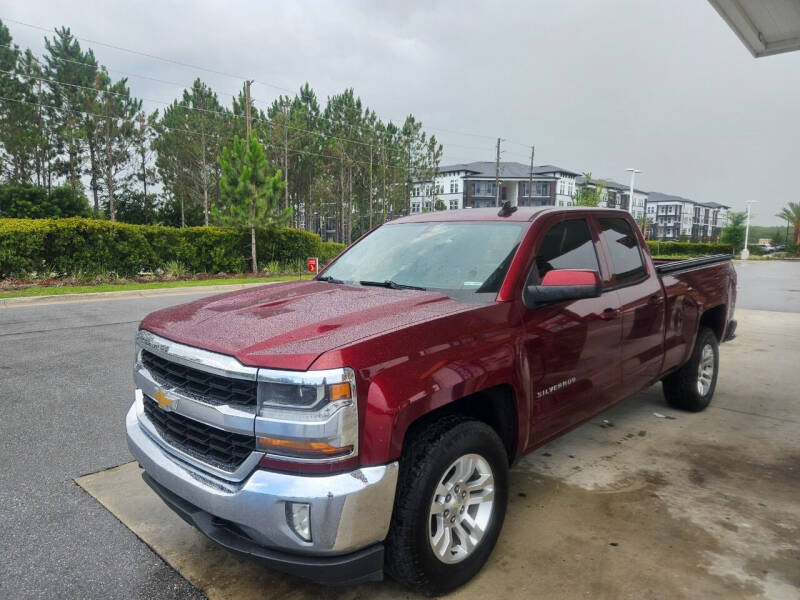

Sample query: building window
[449,199,458,210]
[472,181,495,197]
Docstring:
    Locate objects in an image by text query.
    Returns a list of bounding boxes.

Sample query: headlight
[255,367,358,462]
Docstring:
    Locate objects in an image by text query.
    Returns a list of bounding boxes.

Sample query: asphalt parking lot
[1,261,798,599]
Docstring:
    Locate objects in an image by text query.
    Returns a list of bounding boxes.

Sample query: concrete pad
[76,309,800,599]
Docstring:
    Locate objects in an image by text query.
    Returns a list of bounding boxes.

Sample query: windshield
[320,221,527,302]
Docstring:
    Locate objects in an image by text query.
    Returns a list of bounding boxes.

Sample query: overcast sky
[4,0,798,224]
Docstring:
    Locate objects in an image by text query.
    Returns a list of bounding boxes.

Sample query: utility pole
[527,145,535,207]
[244,80,257,273]
[244,80,253,136]
[282,105,289,217]
[741,200,758,260]
[104,97,115,221]
[405,138,411,215]
[625,168,641,217]
[369,145,374,229]
[494,137,503,206]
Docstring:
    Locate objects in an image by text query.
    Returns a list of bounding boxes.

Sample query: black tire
[385,416,508,596]
[662,327,719,412]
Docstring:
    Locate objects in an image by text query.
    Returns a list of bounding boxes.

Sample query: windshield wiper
[359,279,427,291]
[316,275,345,284]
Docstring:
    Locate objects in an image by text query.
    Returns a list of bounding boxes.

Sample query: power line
[2,17,518,150]
[0,41,255,101]
[0,94,379,168]
[1,63,498,157]
[1,17,260,87]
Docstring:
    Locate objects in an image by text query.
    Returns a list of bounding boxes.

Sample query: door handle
[600,308,619,320]
[648,294,664,305]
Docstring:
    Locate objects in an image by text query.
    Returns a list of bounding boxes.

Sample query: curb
[0,281,276,307]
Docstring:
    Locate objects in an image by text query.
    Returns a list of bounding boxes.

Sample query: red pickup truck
[126,207,737,594]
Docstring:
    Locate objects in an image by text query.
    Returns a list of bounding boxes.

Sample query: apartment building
[575,176,648,222]
[410,162,580,213]
[645,192,729,241]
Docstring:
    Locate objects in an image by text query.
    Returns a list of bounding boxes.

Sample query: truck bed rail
[653,254,733,275]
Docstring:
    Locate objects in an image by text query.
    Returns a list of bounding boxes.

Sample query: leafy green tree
[43,27,97,194]
[574,173,605,207]
[155,79,230,226]
[214,133,288,273]
[721,211,746,251]
[98,78,141,220]
[0,21,42,185]
[127,111,159,223]
[776,202,800,246]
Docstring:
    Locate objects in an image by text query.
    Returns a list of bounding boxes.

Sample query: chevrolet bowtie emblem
[153,389,173,410]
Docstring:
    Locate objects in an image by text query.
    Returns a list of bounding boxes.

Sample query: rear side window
[598,218,646,285]
[530,219,600,284]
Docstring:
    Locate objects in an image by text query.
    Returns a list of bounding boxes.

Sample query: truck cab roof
[391,206,633,224]
[392,206,549,223]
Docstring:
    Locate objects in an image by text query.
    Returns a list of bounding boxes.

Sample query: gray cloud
[6,0,798,223]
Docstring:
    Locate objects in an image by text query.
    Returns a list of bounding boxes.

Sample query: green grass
[0,274,311,299]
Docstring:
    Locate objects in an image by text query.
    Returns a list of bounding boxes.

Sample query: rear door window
[529,219,600,284]
[598,218,646,285]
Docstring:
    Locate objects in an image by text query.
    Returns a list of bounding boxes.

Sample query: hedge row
[645,241,733,256]
[0,217,345,277]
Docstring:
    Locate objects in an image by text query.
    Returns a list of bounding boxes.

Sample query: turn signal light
[328,382,352,402]
[257,437,354,458]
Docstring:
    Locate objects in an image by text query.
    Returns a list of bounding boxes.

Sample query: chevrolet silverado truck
[126,206,737,595]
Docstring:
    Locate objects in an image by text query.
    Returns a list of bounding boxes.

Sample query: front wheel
[385,416,508,595]
[662,327,719,412]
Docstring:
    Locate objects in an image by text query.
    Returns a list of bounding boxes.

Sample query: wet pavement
[735,259,800,313]
[3,266,799,599]
[77,308,800,600]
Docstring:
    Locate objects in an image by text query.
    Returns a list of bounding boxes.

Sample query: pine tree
[214,133,288,273]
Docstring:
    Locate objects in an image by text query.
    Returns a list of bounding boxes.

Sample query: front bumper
[125,399,398,583]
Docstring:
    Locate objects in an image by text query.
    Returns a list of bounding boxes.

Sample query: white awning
[709,0,800,57]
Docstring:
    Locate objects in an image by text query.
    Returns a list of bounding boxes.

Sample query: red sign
[307,257,318,273]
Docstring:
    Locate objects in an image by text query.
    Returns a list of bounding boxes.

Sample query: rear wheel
[662,327,719,412]
[385,416,508,595]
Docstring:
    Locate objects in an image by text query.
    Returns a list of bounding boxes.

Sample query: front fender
[311,302,529,466]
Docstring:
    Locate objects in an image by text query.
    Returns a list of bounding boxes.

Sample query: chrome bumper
[125,398,398,556]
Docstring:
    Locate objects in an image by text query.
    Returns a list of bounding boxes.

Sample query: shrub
[319,241,345,263]
[646,241,733,257]
[0,184,90,219]
[0,217,335,278]
[163,259,188,278]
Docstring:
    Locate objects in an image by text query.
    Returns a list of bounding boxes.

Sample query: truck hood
[139,280,469,370]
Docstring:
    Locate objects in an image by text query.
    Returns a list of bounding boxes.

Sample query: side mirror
[523,269,602,308]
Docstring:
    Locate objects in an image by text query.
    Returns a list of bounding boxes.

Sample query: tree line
[0,20,443,242]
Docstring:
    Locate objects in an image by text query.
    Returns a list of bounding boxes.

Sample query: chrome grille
[141,350,257,408]
[143,396,254,472]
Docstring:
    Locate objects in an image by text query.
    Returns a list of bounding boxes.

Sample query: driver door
[521,217,623,445]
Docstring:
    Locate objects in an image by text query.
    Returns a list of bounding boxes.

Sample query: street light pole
[625,168,641,217]
[741,200,758,260]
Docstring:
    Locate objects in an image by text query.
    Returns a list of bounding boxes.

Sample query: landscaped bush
[0,184,90,219]
[319,241,345,263]
[0,217,339,277]
[646,241,733,257]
